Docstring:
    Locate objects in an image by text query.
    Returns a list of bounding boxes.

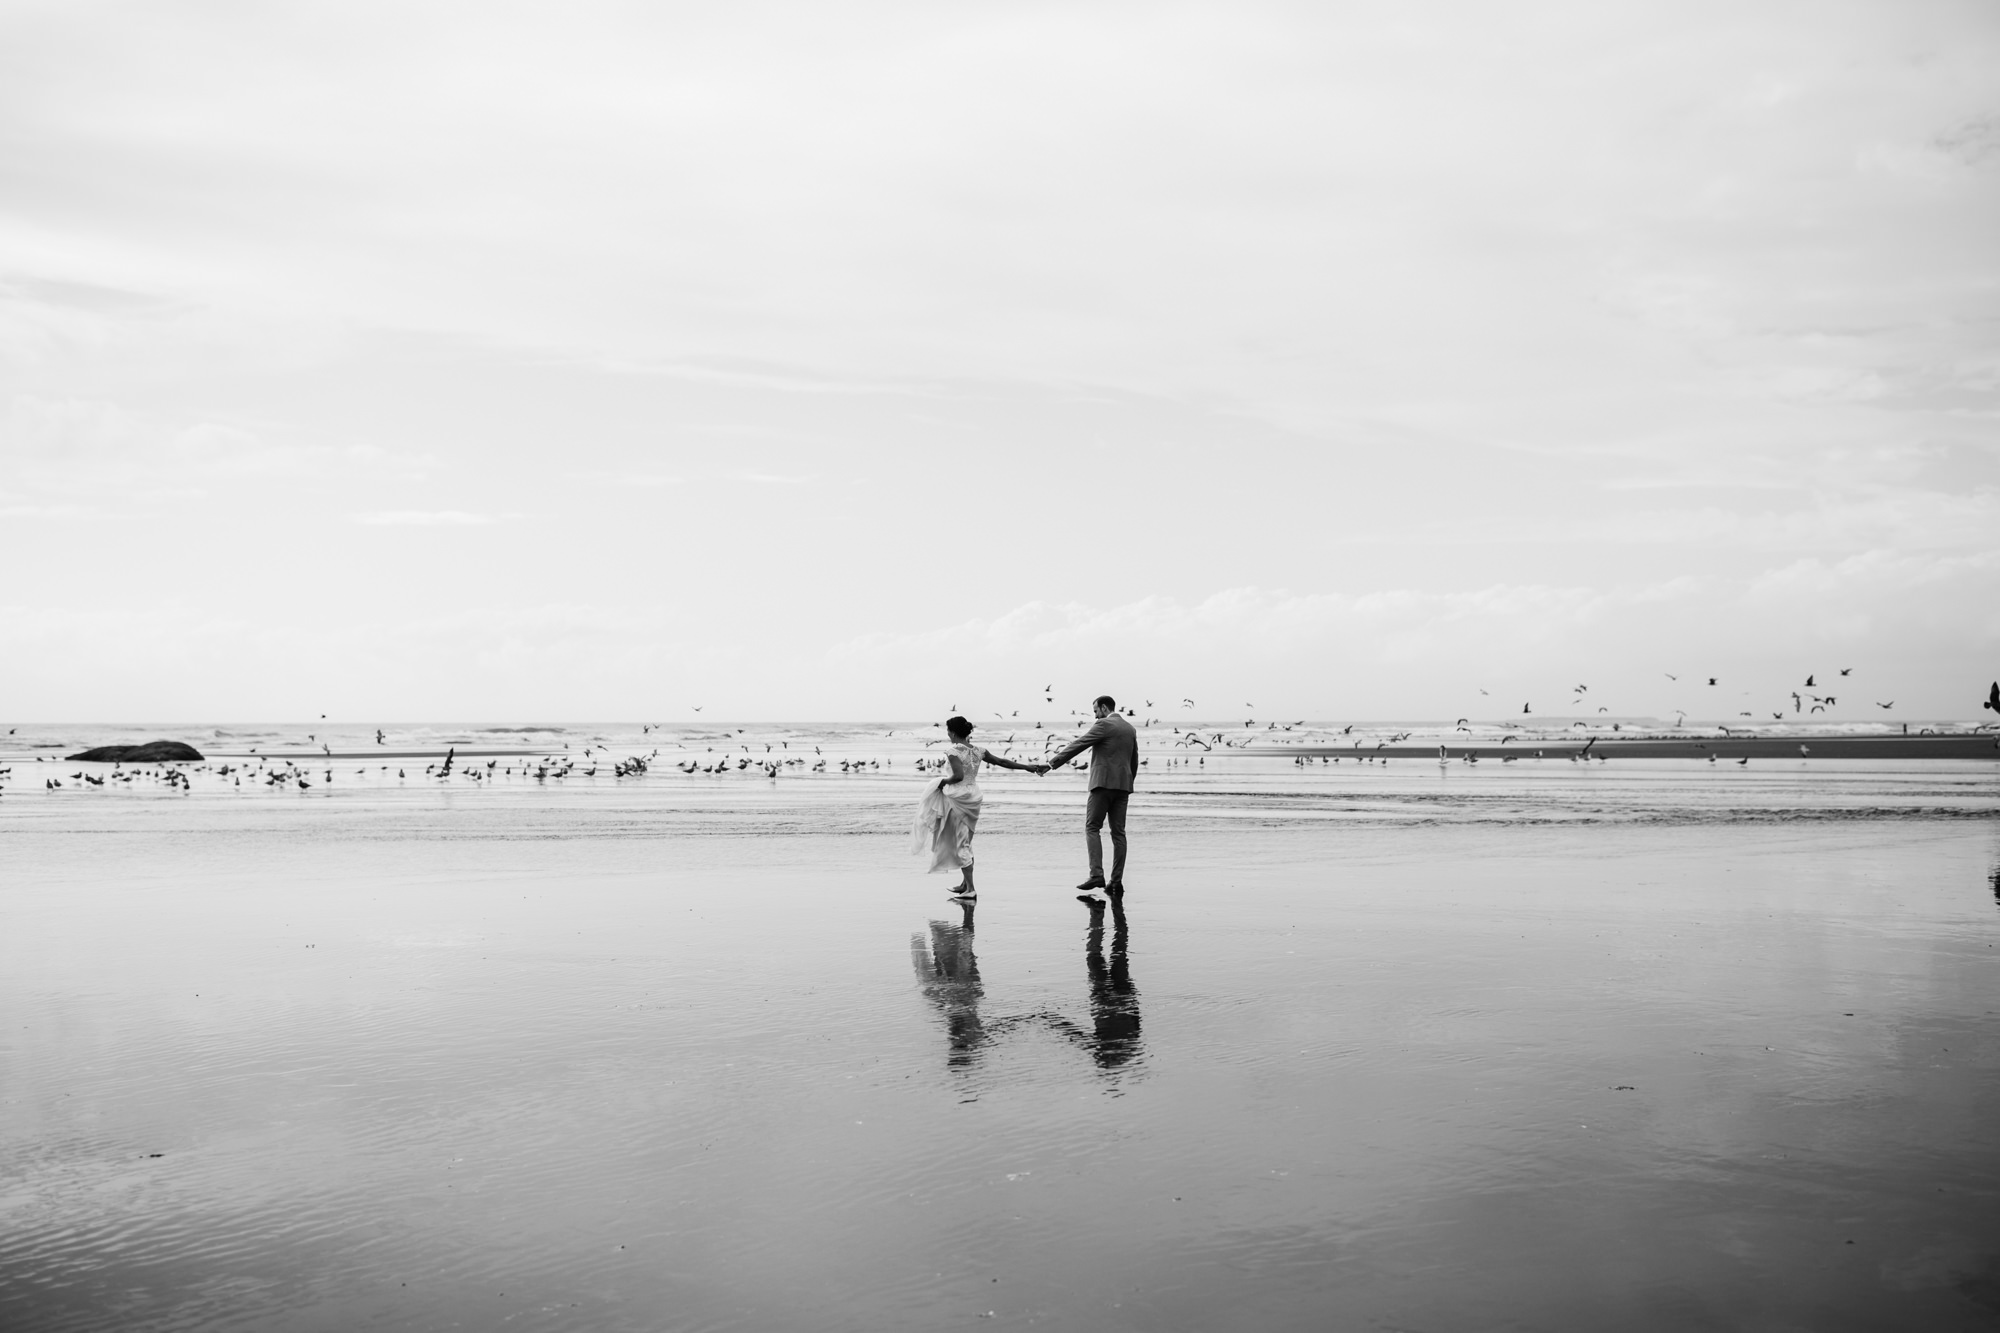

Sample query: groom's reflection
[1071,896,1143,1072]
[910,899,986,1070]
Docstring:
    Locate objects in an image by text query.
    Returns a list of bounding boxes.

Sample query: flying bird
[1839,667,1852,676]
[1665,673,1678,681]
[1985,682,2000,714]
[1876,701,1894,709]
[1522,703,1531,714]
[1804,675,1815,687]
[1707,678,1717,686]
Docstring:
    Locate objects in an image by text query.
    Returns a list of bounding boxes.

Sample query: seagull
[1665,673,1678,681]
[1737,757,1749,766]
[1985,682,2000,714]
[1839,667,1852,676]
[1804,674,1815,687]
[692,706,702,712]
[1707,677,1717,686]
[1478,688,1489,695]
[1876,701,1894,709]
[1182,699,1195,708]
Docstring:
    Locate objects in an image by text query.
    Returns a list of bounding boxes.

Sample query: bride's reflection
[909,898,986,1070]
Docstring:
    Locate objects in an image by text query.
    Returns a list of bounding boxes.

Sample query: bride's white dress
[911,741,984,873]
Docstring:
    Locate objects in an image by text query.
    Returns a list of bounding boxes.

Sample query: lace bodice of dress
[949,741,984,790]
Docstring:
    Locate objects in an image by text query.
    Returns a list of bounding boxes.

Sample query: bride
[912,716,1045,898]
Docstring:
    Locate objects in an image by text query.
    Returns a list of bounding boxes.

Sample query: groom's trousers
[1085,788,1130,883]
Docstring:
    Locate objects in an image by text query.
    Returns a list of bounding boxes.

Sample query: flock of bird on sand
[4,677,1996,797]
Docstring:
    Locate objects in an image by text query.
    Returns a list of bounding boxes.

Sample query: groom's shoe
[1075,876,1106,892]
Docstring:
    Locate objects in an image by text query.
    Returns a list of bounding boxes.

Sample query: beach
[3,725,1998,1331]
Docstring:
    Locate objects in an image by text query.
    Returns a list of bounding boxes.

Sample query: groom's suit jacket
[1049,714,1139,792]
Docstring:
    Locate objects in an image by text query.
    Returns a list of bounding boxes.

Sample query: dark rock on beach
[67,741,205,763]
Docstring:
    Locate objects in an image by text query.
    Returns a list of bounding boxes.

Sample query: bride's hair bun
[945,716,973,738]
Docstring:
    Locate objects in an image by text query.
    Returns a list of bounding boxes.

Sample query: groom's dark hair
[1094,695,1116,711]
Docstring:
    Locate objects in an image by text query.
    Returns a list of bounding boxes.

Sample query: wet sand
[3,757,1998,1331]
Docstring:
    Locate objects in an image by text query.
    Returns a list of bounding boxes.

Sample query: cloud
[1,394,432,501]
[348,510,506,526]
[0,503,94,519]
[563,470,683,488]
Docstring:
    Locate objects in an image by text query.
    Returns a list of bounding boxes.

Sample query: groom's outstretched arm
[1048,718,1113,769]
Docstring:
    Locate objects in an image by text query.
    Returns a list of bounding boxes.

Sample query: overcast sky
[3,0,1996,722]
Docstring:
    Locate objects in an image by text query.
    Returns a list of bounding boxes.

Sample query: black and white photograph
[3,2,1998,1329]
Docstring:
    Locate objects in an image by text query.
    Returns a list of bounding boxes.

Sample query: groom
[1045,695,1138,895]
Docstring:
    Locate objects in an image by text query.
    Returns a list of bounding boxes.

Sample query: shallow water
[4,748,1998,1331]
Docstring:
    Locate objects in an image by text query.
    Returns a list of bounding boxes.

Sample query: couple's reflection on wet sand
[909,897,1143,1082]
